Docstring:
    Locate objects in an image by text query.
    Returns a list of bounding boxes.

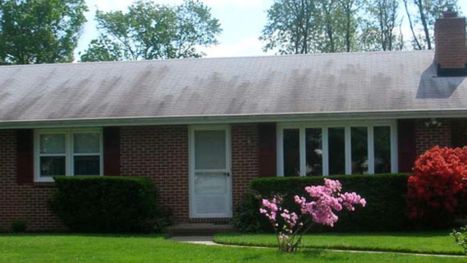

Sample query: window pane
[74,156,100,175]
[195,130,226,169]
[74,133,100,153]
[328,128,345,175]
[40,134,65,154]
[305,128,322,176]
[40,156,66,176]
[283,129,300,177]
[351,127,368,174]
[374,126,391,173]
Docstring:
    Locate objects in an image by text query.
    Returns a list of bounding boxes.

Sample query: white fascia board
[1,109,467,129]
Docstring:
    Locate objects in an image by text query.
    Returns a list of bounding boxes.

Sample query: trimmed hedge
[50,176,159,233]
[234,174,410,232]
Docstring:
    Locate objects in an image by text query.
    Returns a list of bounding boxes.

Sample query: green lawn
[0,234,465,263]
[214,231,465,255]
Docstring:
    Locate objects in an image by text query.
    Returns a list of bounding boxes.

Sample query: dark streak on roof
[0,50,466,123]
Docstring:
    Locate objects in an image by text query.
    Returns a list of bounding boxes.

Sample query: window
[39,133,66,177]
[328,128,345,175]
[283,129,300,176]
[351,127,368,174]
[277,121,397,176]
[35,129,102,182]
[374,126,391,173]
[305,128,322,176]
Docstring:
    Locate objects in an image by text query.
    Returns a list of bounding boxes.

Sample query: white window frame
[34,128,103,182]
[276,120,398,176]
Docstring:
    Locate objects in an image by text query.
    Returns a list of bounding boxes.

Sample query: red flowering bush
[408,146,467,226]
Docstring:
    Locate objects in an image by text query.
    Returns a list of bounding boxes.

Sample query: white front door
[189,126,232,218]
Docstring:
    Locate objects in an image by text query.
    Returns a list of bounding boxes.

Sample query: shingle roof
[0,50,466,125]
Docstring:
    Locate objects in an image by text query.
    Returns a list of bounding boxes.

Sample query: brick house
[0,12,467,232]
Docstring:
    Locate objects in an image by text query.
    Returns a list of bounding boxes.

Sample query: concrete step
[166,223,235,236]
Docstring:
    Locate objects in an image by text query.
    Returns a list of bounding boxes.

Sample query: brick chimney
[434,10,467,76]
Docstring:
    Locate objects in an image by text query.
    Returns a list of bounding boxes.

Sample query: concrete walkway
[170,236,217,246]
[170,236,466,258]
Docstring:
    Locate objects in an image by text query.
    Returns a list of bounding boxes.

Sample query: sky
[76,0,467,59]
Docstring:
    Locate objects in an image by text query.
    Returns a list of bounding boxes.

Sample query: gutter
[1,109,467,129]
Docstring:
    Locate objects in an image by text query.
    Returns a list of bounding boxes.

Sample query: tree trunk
[402,0,422,50]
[415,0,431,49]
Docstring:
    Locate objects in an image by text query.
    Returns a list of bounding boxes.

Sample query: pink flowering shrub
[260,179,366,252]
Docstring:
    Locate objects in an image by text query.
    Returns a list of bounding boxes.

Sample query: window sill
[34,178,55,183]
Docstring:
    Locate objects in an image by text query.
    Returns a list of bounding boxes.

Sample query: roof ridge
[0,50,434,69]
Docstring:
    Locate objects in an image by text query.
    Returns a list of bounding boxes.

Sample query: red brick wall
[0,124,263,231]
[415,120,452,155]
[119,124,261,223]
[120,126,189,223]
[231,124,260,210]
[0,130,64,232]
[0,120,459,231]
[434,13,467,70]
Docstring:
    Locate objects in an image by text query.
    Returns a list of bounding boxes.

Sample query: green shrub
[234,174,410,232]
[11,220,27,233]
[451,226,467,255]
[50,176,160,233]
[232,193,272,232]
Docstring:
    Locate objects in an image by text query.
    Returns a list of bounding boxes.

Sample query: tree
[260,0,360,54]
[403,0,459,50]
[79,35,124,62]
[0,0,87,64]
[338,0,359,52]
[316,0,339,53]
[362,0,401,51]
[80,0,221,62]
[260,0,317,54]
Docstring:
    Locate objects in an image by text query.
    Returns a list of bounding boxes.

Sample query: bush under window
[50,176,160,233]
[233,174,409,232]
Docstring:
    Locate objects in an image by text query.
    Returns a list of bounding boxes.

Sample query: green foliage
[80,0,221,62]
[451,226,467,255]
[10,220,27,233]
[50,176,161,233]
[361,0,403,51]
[232,193,271,233]
[234,174,410,232]
[261,0,462,53]
[260,0,360,54]
[79,35,123,62]
[0,0,87,64]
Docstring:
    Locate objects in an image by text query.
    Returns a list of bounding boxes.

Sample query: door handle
[224,172,231,177]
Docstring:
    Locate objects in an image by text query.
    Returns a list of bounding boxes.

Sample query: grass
[0,234,465,262]
[214,231,466,255]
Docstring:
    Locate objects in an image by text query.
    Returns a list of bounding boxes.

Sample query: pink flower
[259,179,366,251]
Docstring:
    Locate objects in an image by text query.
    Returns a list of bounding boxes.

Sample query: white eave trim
[1,109,467,129]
